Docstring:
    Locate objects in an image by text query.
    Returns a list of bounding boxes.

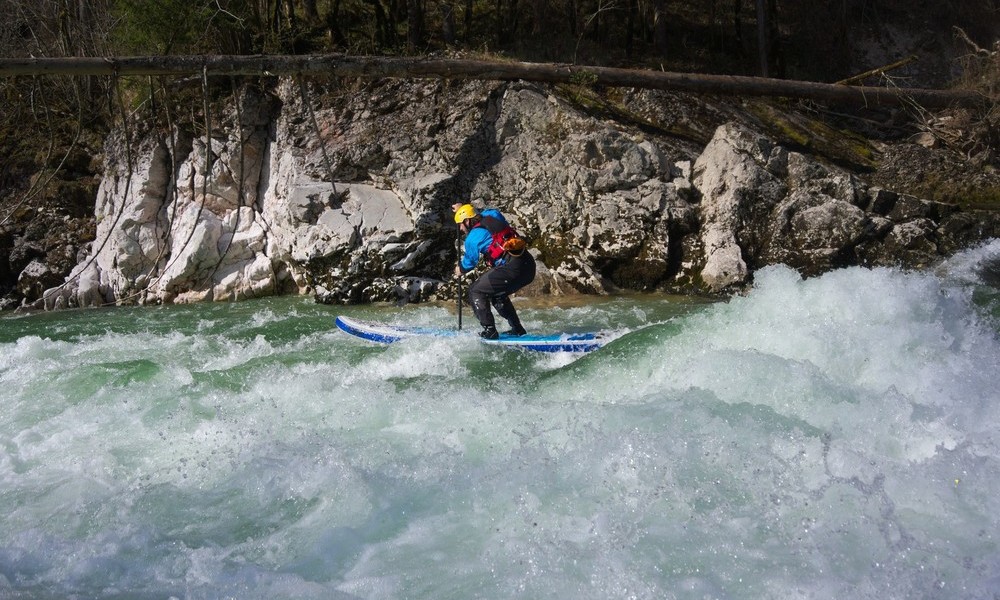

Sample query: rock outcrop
[33,79,1000,310]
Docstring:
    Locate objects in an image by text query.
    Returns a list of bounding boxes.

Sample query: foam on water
[2,243,1000,598]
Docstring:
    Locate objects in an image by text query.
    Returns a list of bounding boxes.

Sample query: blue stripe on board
[335,316,606,353]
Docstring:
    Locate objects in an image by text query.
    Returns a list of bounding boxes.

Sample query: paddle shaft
[455,229,463,330]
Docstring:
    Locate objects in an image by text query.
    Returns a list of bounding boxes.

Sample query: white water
[2,241,1000,599]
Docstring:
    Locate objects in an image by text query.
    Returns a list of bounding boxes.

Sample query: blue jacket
[459,208,508,272]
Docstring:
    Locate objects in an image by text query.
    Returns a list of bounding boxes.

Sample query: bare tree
[442,1,458,45]
[651,0,667,56]
[302,0,319,20]
[407,0,425,50]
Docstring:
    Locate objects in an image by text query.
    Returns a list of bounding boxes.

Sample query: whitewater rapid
[2,241,999,599]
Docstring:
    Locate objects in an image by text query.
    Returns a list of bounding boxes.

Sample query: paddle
[455,227,463,330]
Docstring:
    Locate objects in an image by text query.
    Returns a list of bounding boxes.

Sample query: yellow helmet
[453,204,477,223]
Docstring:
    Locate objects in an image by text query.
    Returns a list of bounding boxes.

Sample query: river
[2,241,1000,599]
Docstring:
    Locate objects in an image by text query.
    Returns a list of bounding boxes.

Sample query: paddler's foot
[506,324,527,337]
[480,325,499,340]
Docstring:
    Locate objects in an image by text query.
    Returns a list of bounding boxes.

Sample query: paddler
[453,203,536,339]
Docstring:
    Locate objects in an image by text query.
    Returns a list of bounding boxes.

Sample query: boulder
[693,123,787,291]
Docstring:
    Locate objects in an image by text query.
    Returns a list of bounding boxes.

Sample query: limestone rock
[693,123,787,292]
[34,79,999,310]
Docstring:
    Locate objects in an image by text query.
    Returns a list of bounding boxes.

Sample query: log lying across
[0,54,983,108]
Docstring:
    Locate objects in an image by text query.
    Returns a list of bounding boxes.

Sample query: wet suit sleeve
[460,228,491,273]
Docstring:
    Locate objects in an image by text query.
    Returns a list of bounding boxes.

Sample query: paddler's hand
[454,265,463,278]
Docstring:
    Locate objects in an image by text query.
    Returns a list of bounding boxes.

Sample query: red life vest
[476,215,525,266]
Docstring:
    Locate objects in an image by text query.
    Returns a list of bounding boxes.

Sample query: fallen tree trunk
[0,54,983,108]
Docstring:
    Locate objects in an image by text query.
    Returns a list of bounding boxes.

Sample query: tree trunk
[326,0,349,47]
[495,0,504,45]
[767,0,781,77]
[272,0,283,34]
[442,2,457,45]
[567,0,577,38]
[733,0,743,47]
[506,0,519,41]
[464,0,473,42]
[370,0,394,47]
[652,0,668,56]
[756,0,768,76]
[0,54,981,108]
[407,0,424,51]
[303,0,319,20]
[625,0,635,58]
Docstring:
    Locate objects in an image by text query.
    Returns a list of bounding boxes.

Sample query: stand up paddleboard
[335,315,607,353]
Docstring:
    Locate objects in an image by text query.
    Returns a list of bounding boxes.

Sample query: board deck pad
[335,315,608,353]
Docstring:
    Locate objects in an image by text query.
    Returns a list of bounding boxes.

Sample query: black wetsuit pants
[469,252,536,329]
